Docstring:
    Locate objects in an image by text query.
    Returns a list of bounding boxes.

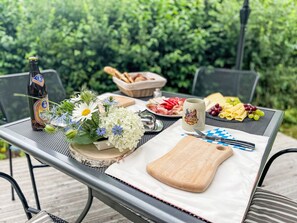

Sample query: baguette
[104,66,130,83]
[124,72,134,83]
[119,73,130,83]
[103,66,121,79]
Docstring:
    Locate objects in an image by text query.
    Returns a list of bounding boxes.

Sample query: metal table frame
[0,92,284,223]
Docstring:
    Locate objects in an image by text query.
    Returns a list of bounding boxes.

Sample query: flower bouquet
[45,90,145,152]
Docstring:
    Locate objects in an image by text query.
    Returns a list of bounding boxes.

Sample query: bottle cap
[153,88,162,98]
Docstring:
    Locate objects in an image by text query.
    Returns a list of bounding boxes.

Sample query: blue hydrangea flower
[68,119,77,125]
[55,113,67,124]
[66,119,81,131]
[102,98,117,106]
[96,127,106,136]
[112,125,123,135]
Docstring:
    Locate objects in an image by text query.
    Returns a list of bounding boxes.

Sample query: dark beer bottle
[27,56,49,131]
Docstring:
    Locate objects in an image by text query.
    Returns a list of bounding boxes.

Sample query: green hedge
[0,0,296,114]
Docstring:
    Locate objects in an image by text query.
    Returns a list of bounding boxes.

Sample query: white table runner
[105,116,269,223]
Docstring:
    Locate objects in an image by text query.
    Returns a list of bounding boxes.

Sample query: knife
[189,129,256,151]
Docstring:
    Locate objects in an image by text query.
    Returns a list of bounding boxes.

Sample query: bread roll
[133,73,148,82]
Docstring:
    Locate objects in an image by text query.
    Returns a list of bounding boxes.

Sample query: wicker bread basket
[113,72,167,97]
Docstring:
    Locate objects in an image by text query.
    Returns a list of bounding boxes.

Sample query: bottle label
[33,96,49,125]
[32,74,45,87]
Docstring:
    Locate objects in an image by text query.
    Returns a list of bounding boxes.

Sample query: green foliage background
[0,0,296,135]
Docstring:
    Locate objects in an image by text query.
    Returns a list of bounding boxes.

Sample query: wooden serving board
[146,136,233,192]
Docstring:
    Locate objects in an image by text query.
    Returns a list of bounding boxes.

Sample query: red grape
[244,103,265,121]
[209,103,223,117]
[211,110,218,116]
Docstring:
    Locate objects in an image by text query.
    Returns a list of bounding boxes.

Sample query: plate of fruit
[205,93,265,122]
[146,97,186,117]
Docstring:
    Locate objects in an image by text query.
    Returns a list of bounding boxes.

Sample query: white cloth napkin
[106,119,269,223]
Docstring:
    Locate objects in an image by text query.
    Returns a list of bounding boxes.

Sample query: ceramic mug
[182,98,206,132]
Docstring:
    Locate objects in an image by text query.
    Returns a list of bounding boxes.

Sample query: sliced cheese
[219,111,227,119]
[225,103,243,115]
[233,105,245,116]
[206,92,225,106]
[222,103,247,122]
[205,92,226,111]
[235,111,248,122]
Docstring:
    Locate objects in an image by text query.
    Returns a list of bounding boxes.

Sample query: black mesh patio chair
[0,69,66,210]
[244,148,297,223]
[191,66,259,103]
[0,172,68,223]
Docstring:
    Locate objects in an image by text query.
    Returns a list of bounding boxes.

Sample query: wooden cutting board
[113,95,135,107]
[146,136,233,192]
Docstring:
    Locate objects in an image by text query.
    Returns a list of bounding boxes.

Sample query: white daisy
[72,102,98,122]
[70,95,81,103]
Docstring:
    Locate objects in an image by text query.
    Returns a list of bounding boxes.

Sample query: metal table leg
[26,154,41,210]
[8,148,15,201]
[75,187,93,223]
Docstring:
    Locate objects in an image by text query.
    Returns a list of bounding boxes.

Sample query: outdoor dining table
[0,91,284,223]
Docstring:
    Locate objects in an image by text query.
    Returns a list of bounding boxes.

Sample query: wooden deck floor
[0,132,297,223]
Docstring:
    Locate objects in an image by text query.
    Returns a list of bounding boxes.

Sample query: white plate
[145,106,182,118]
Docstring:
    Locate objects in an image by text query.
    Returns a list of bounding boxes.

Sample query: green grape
[255,109,261,115]
[248,114,254,119]
[259,110,265,117]
[253,114,260,121]
[233,97,240,106]
[255,109,265,117]
[226,98,232,105]
[226,97,241,106]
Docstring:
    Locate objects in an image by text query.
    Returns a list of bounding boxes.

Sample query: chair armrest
[258,148,297,186]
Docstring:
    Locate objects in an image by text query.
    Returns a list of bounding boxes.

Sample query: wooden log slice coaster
[69,143,129,168]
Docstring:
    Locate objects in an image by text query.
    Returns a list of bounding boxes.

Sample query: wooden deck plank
[0,132,296,222]
[0,157,131,223]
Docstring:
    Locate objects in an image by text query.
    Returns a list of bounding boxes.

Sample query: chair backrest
[0,69,66,123]
[191,67,259,103]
